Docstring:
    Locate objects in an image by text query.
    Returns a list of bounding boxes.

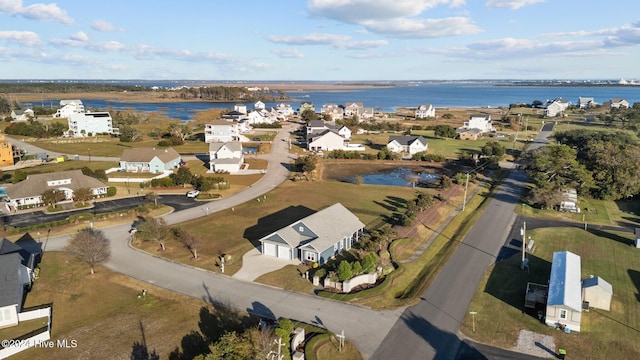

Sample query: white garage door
[277,245,291,260]
[263,242,276,257]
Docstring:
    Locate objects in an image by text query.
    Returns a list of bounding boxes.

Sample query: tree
[207,332,253,360]
[352,261,363,276]
[440,175,452,189]
[137,217,170,250]
[145,191,160,206]
[173,228,202,258]
[361,252,378,273]
[119,124,143,142]
[434,124,457,138]
[41,189,65,206]
[294,155,317,174]
[171,167,194,187]
[73,187,93,205]
[65,228,110,275]
[300,109,318,122]
[338,260,353,281]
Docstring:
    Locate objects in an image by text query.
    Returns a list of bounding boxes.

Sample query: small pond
[343,167,440,187]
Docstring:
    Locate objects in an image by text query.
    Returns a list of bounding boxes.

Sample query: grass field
[461,227,640,359]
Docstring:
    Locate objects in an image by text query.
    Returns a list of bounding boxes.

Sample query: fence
[0,304,52,359]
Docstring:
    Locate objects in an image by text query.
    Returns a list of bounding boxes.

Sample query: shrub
[106,187,117,197]
[337,261,353,281]
[314,268,327,279]
[381,264,395,276]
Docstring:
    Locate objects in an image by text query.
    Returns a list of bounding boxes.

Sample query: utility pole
[521,221,527,269]
[462,172,469,211]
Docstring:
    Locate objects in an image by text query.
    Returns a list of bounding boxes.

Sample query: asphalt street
[371,123,557,360]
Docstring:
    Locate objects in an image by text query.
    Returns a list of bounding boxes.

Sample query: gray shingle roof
[261,203,364,253]
[120,147,180,163]
[4,170,107,200]
[0,253,23,307]
[388,135,426,146]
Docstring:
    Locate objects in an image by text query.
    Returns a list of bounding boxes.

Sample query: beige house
[545,251,582,332]
[582,276,612,311]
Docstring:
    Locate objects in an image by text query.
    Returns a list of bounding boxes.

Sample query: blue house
[258,203,365,265]
[545,251,583,332]
[119,147,182,174]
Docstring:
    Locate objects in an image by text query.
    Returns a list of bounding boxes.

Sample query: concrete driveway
[233,248,302,281]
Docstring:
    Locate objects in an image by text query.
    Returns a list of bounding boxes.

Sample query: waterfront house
[209,142,244,173]
[4,170,109,210]
[545,99,570,117]
[258,203,365,265]
[234,104,248,115]
[344,102,364,119]
[119,147,181,174]
[578,97,596,109]
[275,103,294,119]
[387,135,428,155]
[545,251,582,332]
[247,108,278,125]
[67,112,114,137]
[10,109,34,122]
[254,101,265,110]
[54,100,85,118]
[610,98,629,108]
[299,102,315,114]
[205,120,243,143]
[321,104,344,121]
[415,104,436,118]
[457,114,494,139]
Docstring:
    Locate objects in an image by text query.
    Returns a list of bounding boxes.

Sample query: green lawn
[462,227,640,359]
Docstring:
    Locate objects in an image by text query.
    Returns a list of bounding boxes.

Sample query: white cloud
[307,0,473,38]
[0,0,74,25]
[0,30,42,46]
[363,17,481,38]
[267,33,350,45]
[272,49,305,58]
[485,0,545,10]
[70,31,88,42]
[339,40,388,49]
[92,19,121,32]
[307,0,463,23]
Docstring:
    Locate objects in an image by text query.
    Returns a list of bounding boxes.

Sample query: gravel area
[513,329,557,358]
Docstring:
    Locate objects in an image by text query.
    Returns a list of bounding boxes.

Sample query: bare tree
[73,187,93,205]
[145,191,160,207]
[65,228,110,275]
[137,217,169,250]
[173,228,201,258]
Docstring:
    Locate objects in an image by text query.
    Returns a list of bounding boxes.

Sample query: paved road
[371,123,556,360]
[39,124,403,359]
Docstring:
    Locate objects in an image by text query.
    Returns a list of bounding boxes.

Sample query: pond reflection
[343,167,439,187]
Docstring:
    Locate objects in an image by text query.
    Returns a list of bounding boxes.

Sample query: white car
[186,190,200,198]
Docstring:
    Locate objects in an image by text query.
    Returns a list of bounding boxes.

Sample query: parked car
[186,190,200,198]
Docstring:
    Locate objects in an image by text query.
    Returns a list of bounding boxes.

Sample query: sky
[2,0,640,81]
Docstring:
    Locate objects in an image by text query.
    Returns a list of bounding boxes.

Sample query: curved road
[39,124,402,359]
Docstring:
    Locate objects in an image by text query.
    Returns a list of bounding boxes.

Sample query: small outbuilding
[635,228,640,248]
[559,188,579,213]
[582,276,613,311]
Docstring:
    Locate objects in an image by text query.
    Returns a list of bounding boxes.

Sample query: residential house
[68,112,114,137]
[457,115,494,139]
[275,103,294,119]
[0,253,29,328]
[299,102,315,114]
[610,98,630,108]
[582,276,612,311]
[119,147,182,174]
[545,251,582,332]
[578,97,596,109]
[308,130,348,152]
[254,101,266,110]
[321,104,344,121]
[54,99,85,118]
[221,110,247,122]
[258,203,365,265]
[205,120,243,143]
[306,120,330,135]
[209,142,244,173]
[545,99,570,117]
[10,109,34,122]
[387,135,428,155]
[247,108,278,125]
[361,107,375,120]
[0,134,20,167]
[415,104,436,118]
[344,102,364,119]
[234,104,248,115]
[0,234,41,284]
[336,125,352,140]
[4,170,109,210]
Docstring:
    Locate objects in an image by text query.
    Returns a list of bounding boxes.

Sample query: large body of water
[46,83,640,122]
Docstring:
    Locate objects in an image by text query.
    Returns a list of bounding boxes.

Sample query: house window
[299,226,304,232]
[559,309,567,320]
[306,252,316,262]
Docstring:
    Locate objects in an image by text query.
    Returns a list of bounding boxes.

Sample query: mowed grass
[462,227,640,359]
[1,252,212,360]
[134,180,417,275]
